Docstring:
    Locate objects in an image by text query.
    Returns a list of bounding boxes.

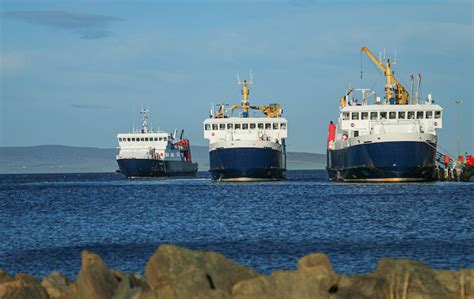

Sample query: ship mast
[230,73,282,118]
[140,108,150,133]
[232,73,254,118]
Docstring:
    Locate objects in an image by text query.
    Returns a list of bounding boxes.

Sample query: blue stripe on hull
[117,159,198,178]
[326,141,436,182]
[210,147,286,180]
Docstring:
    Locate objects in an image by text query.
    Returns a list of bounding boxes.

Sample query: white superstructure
[116,109,184,161]
[203,116,288,151]
[330,94,443,151]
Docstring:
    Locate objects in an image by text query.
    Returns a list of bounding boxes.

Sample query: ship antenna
[132,106,135,133]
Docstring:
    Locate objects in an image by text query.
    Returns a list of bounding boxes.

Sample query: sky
[0,0,473,155]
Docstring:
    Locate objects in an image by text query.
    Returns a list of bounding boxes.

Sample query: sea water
[0,170,473,279]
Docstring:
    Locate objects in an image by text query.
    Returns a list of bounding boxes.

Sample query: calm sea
[0,170,473,279]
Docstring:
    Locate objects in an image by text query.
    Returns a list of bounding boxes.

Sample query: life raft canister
[466,155,474,167]
[444,155,450,165]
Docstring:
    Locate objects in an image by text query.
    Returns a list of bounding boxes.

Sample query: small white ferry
[116,109,198,177]
[203,76,288,181]
[327,47,443,182]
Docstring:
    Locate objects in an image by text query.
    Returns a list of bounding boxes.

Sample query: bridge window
[127,138,131,141]
[140,138,144,141]
[426,111,433,119]
[435,111,441,119]
[145,137,149,141]
[242,123,249,130]
[219,124,225,130]
[235,123,241,129]
[212,124,218,130]
[205,124,210,130]
[265,123,271,129]
[258,123,264,129]
[389,112,396,119]
[227,123,233,129]
[280,123,287,129]
[250,123,256,129]
[370,112,378,120]
[273,123,279,129]
[119,138,122,141]
[154,137,158,141]
[159,137,163,141]
[398,111,406,119]
[380,112,387,119]
[361,112,368,120]
[342,112,350,120]
[351,112,359,120]
[132,138,136,141]
[164,137,167,141]
[416,111,424,119]
[408,111,415,119]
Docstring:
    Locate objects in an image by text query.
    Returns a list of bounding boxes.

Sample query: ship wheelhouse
[203,117,288,143]
[337,102,443,141]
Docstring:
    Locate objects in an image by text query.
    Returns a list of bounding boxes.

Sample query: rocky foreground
[1,244,472,299]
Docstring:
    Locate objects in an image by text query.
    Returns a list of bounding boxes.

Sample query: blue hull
[117,159,198,178]
[209,147,286,181]
[327,141,437,182]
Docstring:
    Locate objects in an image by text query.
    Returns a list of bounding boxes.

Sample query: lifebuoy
[342,133,348,141]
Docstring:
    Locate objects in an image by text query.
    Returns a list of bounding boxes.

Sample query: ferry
[203,75,288,181]
[326,47,443,182]
[116,109,198,178]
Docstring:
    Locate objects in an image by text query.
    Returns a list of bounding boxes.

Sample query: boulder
[232,269,338,299]
[145,244,260,296]
[41,272,72,298]
[0,273,48,299]
[0,268,14,284]
[232,252,340,299]
[65,250,120,299]
[112,273,150,299]
[326,274,387,299]
[434,269,474,298]
[370,258,454,299]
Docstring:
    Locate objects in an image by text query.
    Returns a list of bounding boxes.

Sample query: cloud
[1,10,123,39]
[71,104,110,109]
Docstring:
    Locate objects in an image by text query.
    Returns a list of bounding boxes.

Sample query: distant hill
[0,145,325,174]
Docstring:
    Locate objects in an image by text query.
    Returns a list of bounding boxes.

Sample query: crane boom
[361,46,409,105]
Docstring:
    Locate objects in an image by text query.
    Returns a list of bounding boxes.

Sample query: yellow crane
[360,46,409,105]
[231,78,282,118]
[340,87,353,108]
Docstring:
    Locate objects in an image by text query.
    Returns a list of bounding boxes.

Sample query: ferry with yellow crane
[203,74,288,181]
[326,47,444,182]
